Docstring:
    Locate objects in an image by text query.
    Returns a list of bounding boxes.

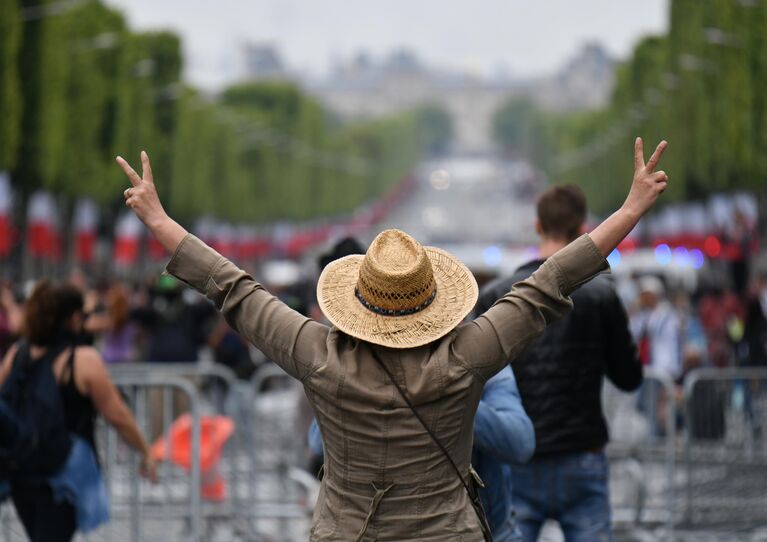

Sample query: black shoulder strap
[370,349,493,541]
[63,344,77,385]
[8,341,32,376]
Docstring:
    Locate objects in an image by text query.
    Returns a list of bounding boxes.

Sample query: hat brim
[317,246,479,349]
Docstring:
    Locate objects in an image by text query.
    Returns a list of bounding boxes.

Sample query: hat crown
[356,230,436,313]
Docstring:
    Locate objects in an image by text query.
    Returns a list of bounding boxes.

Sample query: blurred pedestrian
[0,285,23,357]
[0,281,156,542]
[477,185,642,542]
[698,284,745,367]
[132,275,214,363]
[671,291,708,378]
[630,276,682,380]
[741,264,767,368]
[116,138,668,540]
[629,276,681,437]
[208,313,254,378]
[87,283,139,364]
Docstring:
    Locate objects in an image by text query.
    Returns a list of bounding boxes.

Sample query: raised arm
[455,138,669,378]
[115,152,328,380]
[80,348,157,481]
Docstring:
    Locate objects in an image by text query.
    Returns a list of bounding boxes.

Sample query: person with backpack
[0,281,157,542]
[116,138,668,541]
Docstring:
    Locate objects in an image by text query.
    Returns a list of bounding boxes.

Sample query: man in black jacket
[475,185,642,542]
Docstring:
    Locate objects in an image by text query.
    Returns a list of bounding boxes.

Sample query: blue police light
[483,245,503,267]
[673,246,690,267]
[654,244,672,266]
[607,248,621,268]
[690,248,705,269]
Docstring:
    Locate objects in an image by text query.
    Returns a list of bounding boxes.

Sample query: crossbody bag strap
[370,350,493,541]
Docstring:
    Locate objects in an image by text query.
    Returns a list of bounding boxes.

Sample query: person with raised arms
[116,138,668,541]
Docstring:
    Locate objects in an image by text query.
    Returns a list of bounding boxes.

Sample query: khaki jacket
[167,234,607,541]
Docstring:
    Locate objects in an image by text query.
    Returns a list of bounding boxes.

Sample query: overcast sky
[105,0,669,90]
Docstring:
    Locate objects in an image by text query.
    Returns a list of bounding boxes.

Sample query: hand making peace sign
[624,137,669,218]
[116,151,167,230]
[116,151,188,254]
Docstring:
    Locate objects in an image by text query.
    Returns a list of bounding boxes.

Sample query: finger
[657,181,668,193]
[634,137,644,171]
[141,151,154,184]
[645,140,668,172]
[652,170,668,182]
[116,156,142,187]
[123,188,132,199]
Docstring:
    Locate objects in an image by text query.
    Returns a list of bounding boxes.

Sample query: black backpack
[0,341,73,480]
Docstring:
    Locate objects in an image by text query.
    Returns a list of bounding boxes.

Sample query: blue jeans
[493,511,523,542]
[511,451,612,542]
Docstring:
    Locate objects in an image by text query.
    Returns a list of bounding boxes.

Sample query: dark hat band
[355,287,437,316]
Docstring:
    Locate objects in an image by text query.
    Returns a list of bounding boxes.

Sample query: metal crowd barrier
[113,362,314,541]
[682,367,767,527]
[105,374,202,542]
[246,363,315,541]
[603,369,678,535]
[108,362,255,540]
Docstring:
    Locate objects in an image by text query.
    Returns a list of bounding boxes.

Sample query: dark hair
[22,281,84,346]
[318,237,365,273]
[536,184,587,242]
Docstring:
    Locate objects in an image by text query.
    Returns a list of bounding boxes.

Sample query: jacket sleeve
[165,234,329,381]
[603,289,643,391]
[454,234,608,380]
[473,366,535,464]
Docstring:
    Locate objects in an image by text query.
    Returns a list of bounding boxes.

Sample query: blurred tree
[112,31,181,205]
[0,0,22,171]
[492,96,551,165]
[14,0,73,196]
[496,0,767,214]
[60,3,126,202]
[412,103,453,155]
[2,0,430,232]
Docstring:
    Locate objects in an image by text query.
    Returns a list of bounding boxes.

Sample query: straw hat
[317,229,478,348]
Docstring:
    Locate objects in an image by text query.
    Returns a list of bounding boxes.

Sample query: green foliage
[15,0,73,194]
[412,104,453,155]
[0,0,22,171]
[493,0,767,213]
[1,0,430,227]
[493,96,552,164]
[60,3,126,202]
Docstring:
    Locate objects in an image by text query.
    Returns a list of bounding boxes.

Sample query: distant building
[242,43,287,80]
[309,44,615,153]
[530,42,615,112]
[310,49,522,153]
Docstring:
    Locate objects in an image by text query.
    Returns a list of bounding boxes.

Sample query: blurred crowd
[0,272,245,377]
[618,259,767,383]
[1,238,765,389]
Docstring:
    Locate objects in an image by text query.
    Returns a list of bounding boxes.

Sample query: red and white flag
[73,198,99,264]
[114,212,143,266]
[27,191,61,260]
[0,172,14,258]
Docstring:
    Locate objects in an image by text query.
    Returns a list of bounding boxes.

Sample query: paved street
[380,156,538,245]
